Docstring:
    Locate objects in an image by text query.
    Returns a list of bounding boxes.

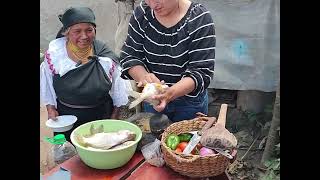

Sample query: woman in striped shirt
[120,0,215,122]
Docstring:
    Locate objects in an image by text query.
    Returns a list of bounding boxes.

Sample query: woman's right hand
[137,73,162,87]
[128,66,162,87]
[46,105,59,120]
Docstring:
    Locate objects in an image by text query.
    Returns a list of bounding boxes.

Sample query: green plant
[264,104,274,113]
[260,158,280,180]
[260,127,280,180]
[245,111,259,122]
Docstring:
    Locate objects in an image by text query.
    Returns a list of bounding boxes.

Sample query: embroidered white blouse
[40,37,130,108]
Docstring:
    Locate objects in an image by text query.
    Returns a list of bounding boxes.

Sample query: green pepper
[178,133,193,142]
[166,134,180,150]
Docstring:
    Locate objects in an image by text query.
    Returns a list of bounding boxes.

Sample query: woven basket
[160,118,234,178]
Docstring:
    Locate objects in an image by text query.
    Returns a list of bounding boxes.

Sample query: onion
[199,147,215,156]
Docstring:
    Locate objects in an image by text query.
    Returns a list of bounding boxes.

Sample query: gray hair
[61,27,71,36]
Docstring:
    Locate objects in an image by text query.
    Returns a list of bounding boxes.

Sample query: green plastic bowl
[70,119,142,169]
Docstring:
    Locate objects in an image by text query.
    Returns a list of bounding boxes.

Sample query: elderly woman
[120,0,215,122]
[40,7,129,140]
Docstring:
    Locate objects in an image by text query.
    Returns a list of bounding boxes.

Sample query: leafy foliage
[260,127,280,180]
[260,158,280,180]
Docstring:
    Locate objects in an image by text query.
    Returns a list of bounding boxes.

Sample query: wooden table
[42,152,231,180]
[126,161,231,180]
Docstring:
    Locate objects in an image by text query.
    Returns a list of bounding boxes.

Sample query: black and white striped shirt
[120,1,215,97]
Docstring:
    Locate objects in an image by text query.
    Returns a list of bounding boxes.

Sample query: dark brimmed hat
[59,7,96,31]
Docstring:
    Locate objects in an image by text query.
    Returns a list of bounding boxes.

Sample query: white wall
[41,0,280,92]
[40,0,119,51]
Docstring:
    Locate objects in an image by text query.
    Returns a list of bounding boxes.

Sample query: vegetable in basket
[178,133,193,142]
[175,148,182,153]
[177,142,188,152]
[191,143,202,155]
[199,147,216,156]
[166,134,180,150]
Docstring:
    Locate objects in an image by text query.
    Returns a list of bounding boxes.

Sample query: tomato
[177,142,188,152]
[175,147,182,153]
[196,143,203,149]
[191,143,203,155]
[191,148,197,155]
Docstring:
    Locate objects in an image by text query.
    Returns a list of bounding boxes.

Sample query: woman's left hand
[152,89,174,112]
[151,78,195,112]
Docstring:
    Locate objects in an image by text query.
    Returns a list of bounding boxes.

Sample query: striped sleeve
[182,7,215,97]
[120,4,148,80]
